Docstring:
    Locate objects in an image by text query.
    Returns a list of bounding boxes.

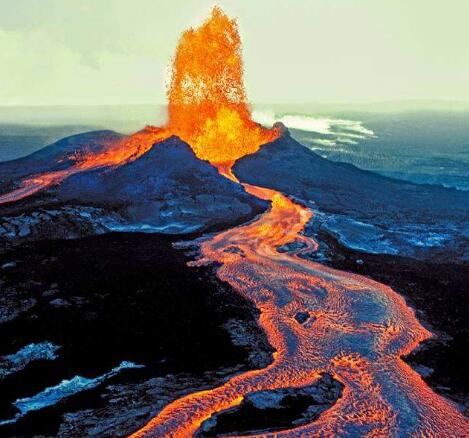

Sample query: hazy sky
[1,0,468,106]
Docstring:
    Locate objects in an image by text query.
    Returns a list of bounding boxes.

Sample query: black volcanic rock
[0,133,268,240]
[198,373,343,436]
[234,133,469,260]
[0,233,273,436]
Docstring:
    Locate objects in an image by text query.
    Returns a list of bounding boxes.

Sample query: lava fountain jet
[84,6,277,168]
[167,6,278,165]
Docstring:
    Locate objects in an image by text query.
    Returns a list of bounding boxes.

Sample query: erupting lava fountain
[0,6,278,204]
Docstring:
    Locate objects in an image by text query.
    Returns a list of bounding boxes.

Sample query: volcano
[0,7,277,237]
[0,6,468,438]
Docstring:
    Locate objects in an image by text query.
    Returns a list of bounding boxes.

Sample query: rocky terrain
[0,132,268,242]
[0,233,273,437]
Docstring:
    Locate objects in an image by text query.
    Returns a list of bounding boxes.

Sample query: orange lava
[132,186,468,437]
[167,6,278,165]
[78,126,170,169]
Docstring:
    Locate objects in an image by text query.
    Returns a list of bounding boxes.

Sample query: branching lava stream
[132,183,467,437]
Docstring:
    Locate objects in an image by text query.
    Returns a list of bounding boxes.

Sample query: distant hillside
[234,132,469,261]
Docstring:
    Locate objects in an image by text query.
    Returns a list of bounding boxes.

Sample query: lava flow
[133,184,468,437]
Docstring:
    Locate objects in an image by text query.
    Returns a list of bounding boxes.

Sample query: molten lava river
[0,7,467,437]
[130,181,467,437]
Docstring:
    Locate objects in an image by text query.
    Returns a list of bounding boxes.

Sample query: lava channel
[131,185,468,437]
